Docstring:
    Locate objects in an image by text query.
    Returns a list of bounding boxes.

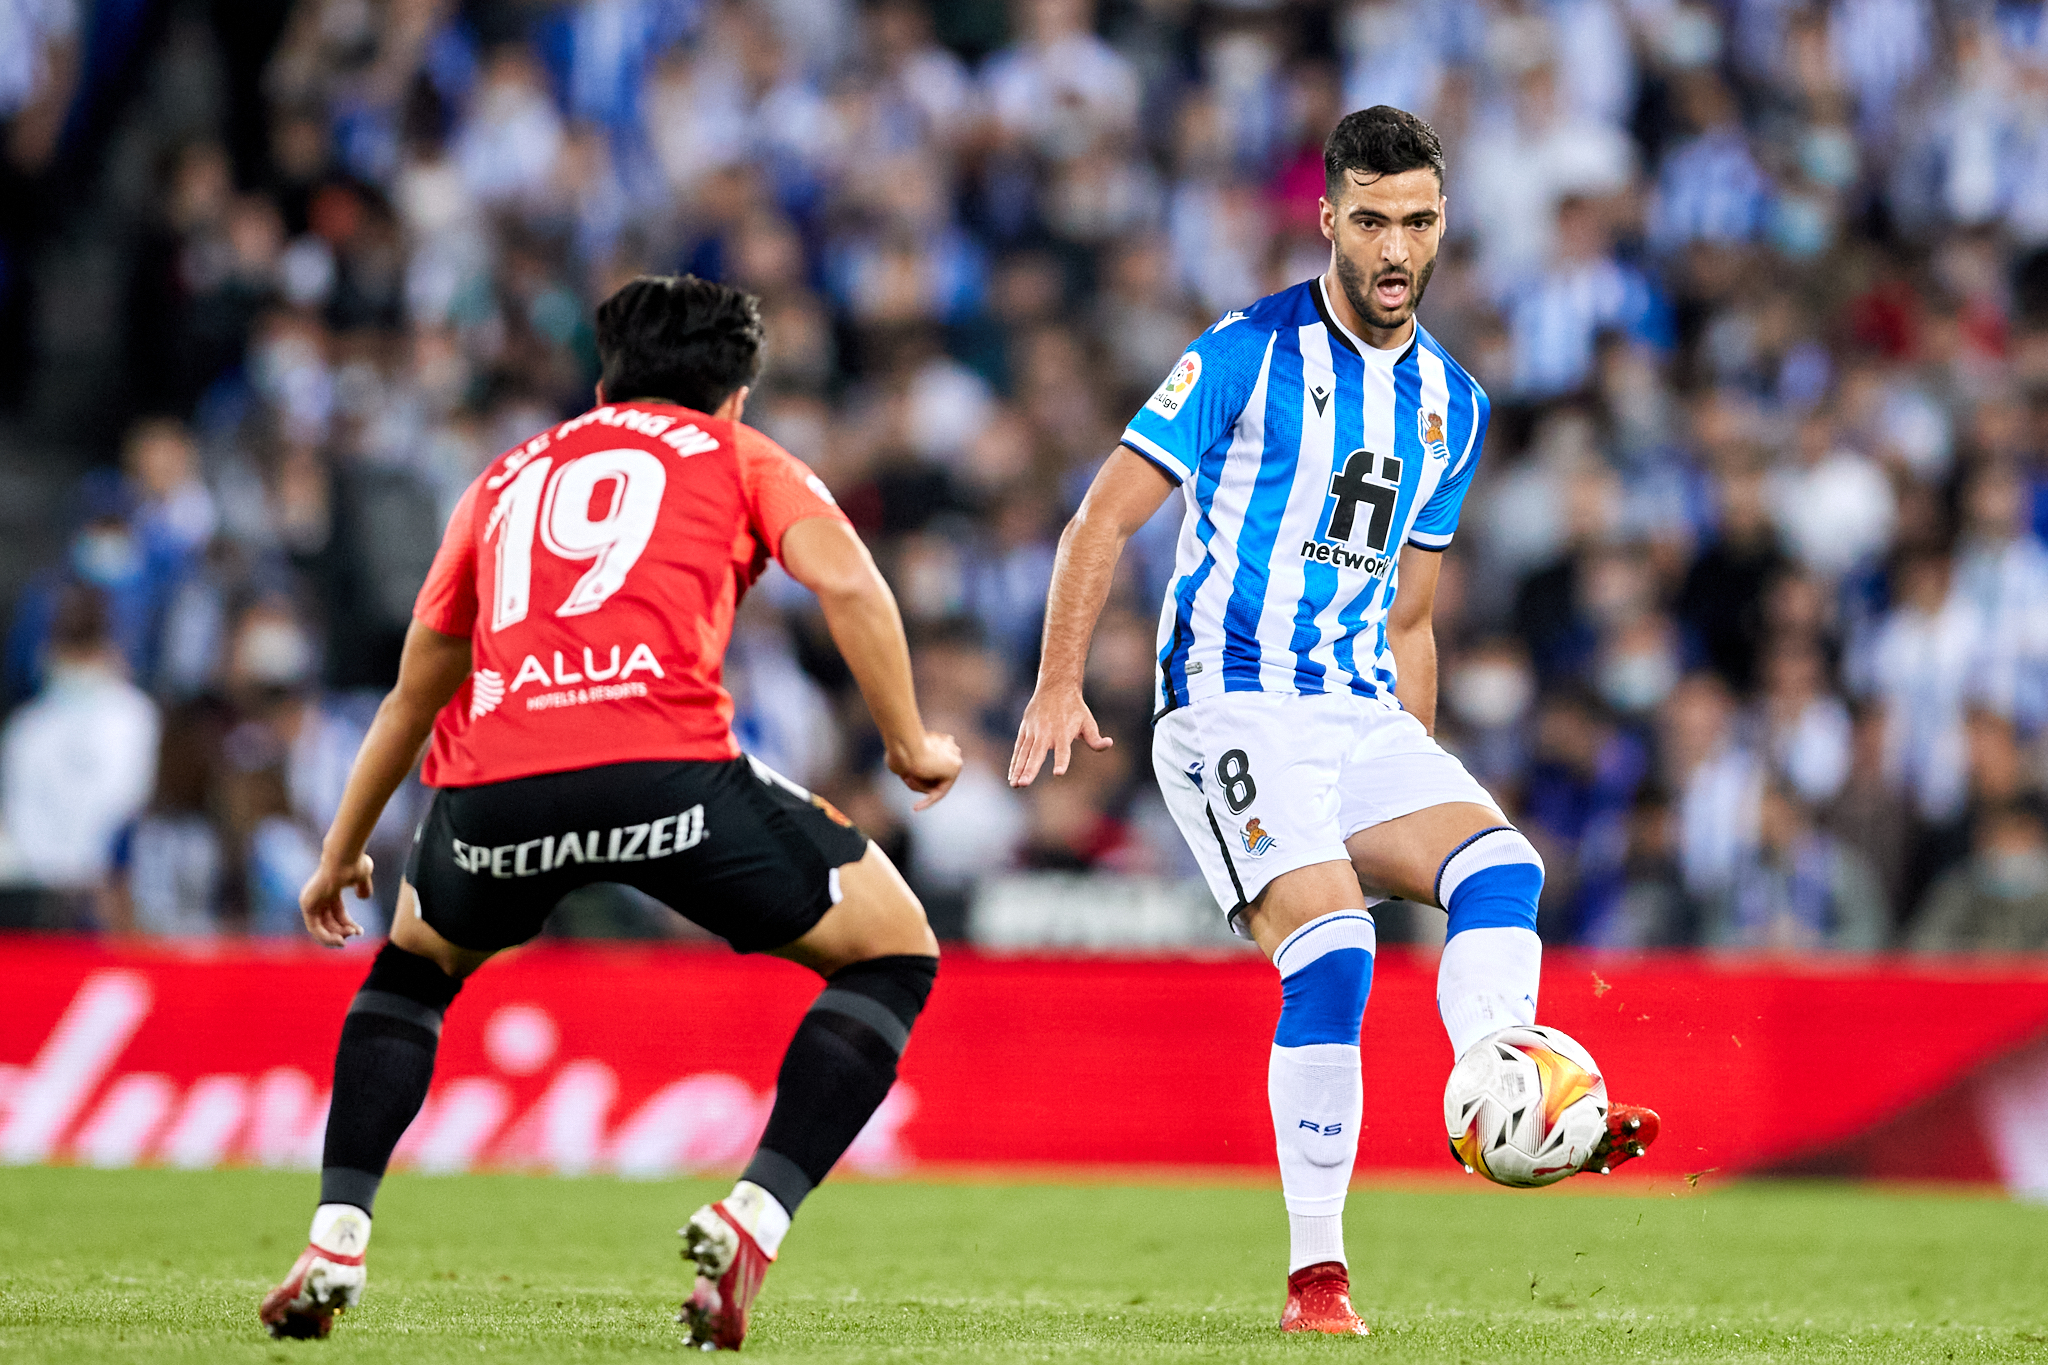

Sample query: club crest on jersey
[1241,818,1276,856]
[1144,353,1201,420]
[1420,409,1450,462]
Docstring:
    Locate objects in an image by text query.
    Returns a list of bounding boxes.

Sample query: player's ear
[1319,196,1337,244]
[714,386,750,425]
[594,380,607,405]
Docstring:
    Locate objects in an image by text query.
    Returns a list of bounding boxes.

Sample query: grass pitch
[1,1168,2045,1362]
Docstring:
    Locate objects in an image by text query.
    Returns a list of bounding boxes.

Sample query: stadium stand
[1,0,2046,959]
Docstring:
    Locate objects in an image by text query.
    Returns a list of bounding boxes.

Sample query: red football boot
[1280,1261,1371,1336]
[1584,1103,1662,1175]
[257,1206,370,1340]
[679,1200,773,1350]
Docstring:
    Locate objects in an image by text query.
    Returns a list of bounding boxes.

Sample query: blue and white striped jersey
[1121,277,1490,715]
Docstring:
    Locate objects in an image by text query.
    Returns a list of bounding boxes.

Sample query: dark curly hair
[594,274,765,413]
[1323,105,1445,193]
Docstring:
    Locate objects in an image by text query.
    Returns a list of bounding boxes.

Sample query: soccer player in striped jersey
[1011,106,1658,1335]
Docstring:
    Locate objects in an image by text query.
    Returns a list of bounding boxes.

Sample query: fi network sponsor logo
[1297,541,1392,575]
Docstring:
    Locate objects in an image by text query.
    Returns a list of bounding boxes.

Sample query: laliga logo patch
[1420,409,1450,462]
[1240,817,1276,856]
[1144,352,1202,420]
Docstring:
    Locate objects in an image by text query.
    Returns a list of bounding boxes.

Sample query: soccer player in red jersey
[259,276,962,1349]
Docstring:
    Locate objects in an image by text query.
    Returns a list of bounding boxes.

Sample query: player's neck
[1318,269,1415,354]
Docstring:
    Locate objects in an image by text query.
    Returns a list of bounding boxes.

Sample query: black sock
[742,954,937,1215]
[319,942,463,1215]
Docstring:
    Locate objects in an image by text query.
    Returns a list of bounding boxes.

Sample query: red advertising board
[3,937,2046,1184]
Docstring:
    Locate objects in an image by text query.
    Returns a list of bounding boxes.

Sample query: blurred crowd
[4,0,2048,952]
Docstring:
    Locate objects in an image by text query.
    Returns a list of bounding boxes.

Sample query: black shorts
[404,756,870,954]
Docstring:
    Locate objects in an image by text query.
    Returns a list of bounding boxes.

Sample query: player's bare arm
[1008,447,1175,787]
[780,516,960,809]
[1386,543,1444,733]
[298,620,471,948]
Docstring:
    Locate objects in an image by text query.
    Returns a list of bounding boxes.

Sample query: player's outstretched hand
[890,731,963,811]
[1008,686,1114,788]
[299,853,374,947]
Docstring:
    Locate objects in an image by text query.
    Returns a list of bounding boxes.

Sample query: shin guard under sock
[1268,911,1375,1269]
[742,954,937,1218]
[1436,827,1544,1058]
[320,942,463,1214]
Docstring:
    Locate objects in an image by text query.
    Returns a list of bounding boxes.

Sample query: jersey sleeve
[1119,317,1268,484]
[1407,378,1491,551]
[413,476,483,636]
[735,424,851,559]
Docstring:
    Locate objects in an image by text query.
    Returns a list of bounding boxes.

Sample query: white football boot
[259,1204,370,1339]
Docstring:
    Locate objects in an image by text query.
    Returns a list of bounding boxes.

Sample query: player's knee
[868,917,940,966]
[1437,827,1542,938]
[833,848,939,961]
[389,885,491,978]
[1272,911,1376,1047]
[873,871,937,951]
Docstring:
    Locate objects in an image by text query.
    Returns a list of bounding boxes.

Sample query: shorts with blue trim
[1151,691,1501,935]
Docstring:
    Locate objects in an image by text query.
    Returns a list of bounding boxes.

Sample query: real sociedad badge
[1420,409,1450,462]
[1240,818,1276,856]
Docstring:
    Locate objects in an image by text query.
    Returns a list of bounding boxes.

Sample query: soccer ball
[1443,1025,1608,1188]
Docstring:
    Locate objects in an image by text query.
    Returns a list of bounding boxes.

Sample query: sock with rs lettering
[1267,911,1375,1272]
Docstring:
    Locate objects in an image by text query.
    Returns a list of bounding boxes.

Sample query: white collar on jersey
[1315,275,1416,367]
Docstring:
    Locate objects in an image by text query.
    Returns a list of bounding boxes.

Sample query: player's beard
[1333,248,1436,333]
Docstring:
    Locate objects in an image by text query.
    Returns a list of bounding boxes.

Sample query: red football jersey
[413,401,848,787]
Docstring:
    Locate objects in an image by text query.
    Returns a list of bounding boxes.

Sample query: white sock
[1288,1211,1346,1274]
[1435,830,1544,1058]
[1437,925,1541,1058]
[1267,911,1374,1241]
[720,1179,791,1258]
[309,1203,371,1257]
[1270,1041,1365,1220]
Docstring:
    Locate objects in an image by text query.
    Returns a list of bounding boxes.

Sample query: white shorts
[1152,691,1502,934]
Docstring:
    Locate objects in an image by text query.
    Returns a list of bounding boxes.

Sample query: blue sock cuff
[1433,825,1518,906]
[1273,912,1376,1048]
[1444,862,1542,938]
